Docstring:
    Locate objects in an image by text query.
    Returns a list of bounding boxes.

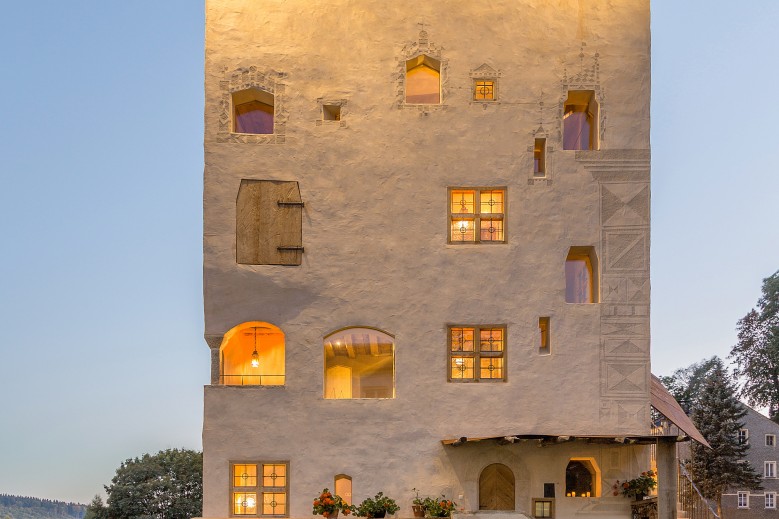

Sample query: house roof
[650,374,710,448]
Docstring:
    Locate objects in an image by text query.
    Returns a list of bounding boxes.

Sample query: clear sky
[0,0,777,506]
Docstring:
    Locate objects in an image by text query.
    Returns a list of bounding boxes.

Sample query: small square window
[449,188,506,244]
[231,461,289,517]
[322,104,341,121]
[474,80,495,101]
[767,434,775,446]
[449,326,506,382]
[738,492,749,508]
[532,498,554,518]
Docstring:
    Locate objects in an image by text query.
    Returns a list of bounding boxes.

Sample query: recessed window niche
[233,88,275,135]
[405,54,441,104]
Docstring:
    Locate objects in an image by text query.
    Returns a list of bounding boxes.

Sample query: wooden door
[479,463,515,510]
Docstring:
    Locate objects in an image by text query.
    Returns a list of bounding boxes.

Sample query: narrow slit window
[534,138,546,177]
[538,317,550,353]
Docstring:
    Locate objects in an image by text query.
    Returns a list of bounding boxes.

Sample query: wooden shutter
[479,463,515,511]
[236,180,303,265]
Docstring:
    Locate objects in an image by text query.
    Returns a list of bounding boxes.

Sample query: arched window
[479,463,515,510]
[565,246,599,303]
[565,458,601,497]
[334,474,352,505]
[324,327,395,399]
[220,322,285,385]
[563,90,598,150]
[405,55,441,104]
[233,88,274,134]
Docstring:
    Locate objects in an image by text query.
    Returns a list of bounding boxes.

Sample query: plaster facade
[202,1,652,518]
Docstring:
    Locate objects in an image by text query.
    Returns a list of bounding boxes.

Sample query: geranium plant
[421,496,457,517]
[614,470,657,498]
[355,492,400,518]
[313,488,354,518]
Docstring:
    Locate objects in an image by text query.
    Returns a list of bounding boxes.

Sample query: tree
[104,448,202,519]
[690,359,762,518]
[660,356,721,413]
[83,496,107,519]
[730,270,779,422]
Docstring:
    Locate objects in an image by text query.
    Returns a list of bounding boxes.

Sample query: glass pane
[233,464,258,487]
[324,328,395,399]
[234,492,258,515]
[235,100,274,134]
[565,258,593,303]
[451,219,475,242]
[451,190,475,214]
[480,329,503,352]
[480,218,503,241]
[451,327,475,352]
[451,357,474,380]
[474,80,494,100]
[480,357,503,379]
[263,464,286,487]
[263,492,287,515]
[480,190,504,214]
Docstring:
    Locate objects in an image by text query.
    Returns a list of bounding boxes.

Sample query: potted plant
[313,488,354,519]
[422,496,457,517]
[355,492,400,518]
[411,488,425,518]
[615,470,657,500]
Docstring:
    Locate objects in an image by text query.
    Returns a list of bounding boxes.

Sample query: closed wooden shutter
[236,180,303,265]
[479,463,515,511]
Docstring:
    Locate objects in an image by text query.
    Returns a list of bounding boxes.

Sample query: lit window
[565,247,599,303]
[767,434,775,446]
[334,475,352,506]
[532,499,553,518]
[766,492,776,509]
[474,80,495,101]
[449,326,506,382]
[738,492,749,509]
[534,138,546,177]
[324,328,395,399]
[406,55,441,104]
[539,317,550,353]
[565,458,600,497]
[232,462,288,517]
[233,88,275,135]
[738,429,749,445]
[220,322,285,386]
[563,90,598,150]
[765,461,776,478]
[449,188,506,244]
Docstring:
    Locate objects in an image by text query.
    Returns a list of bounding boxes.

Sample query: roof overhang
[441,434,685,447]
[650,374,710,448]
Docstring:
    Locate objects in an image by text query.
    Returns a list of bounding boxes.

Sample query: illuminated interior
[220,322,285,385]
[565,247,598,303]
[474,80,495,101]
[233,87,274,134]
[450,326,505,381]
[563,90,598,150]
[233,492,258,515]
[334,474,353,505]
[534,138,546,176]
[324,327,395,399]
[449,189,505,243]
[565,458,601,497]
[538,317,550,352]
[405,55,441,104]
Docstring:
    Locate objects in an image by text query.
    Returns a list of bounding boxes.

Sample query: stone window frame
[527,126,554,186]
[531,498,554,518]
[395,29,449,113]
[230,461,290,518]
[316,97,348,127]
[448,325,507,383]
[447,187,507,245]
[765,461,776,478]
[558,45,604,151]
[470,63,501,104]
[738,428,749,445]
[218,67,288,144]
[738,491,749,509]
[766,492,776,509]
[767,434,775,446]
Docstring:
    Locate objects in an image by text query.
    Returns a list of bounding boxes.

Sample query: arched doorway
[479,463,515,510]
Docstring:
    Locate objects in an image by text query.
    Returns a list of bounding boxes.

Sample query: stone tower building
[201,1,659,518]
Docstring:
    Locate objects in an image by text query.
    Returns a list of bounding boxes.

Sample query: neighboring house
[723,406,779,517]
[196,2,688,519]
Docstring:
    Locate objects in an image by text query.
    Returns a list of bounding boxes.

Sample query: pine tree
[690,360,762,518]
[83,496,107,519]
[730,270,779,422]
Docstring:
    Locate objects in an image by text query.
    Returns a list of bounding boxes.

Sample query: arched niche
[220,321,285,385]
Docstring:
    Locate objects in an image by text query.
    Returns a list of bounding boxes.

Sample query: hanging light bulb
[251,326,260,368]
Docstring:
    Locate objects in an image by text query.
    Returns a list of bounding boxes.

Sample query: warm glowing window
[565,459,600,497]
[449,326,506,382]
[324,328,395,399]
[231,462,288,517]
[220,322,285,386]
[565,247,599,304]
[474,80,495,101]
[334,474,352,505]
[538,317,550,353]
[532,499,553,518]
[534,138,546,177]
[563,90,598,150]
[233,88,275,135]
[449,188,505,244]
[405,55,441,104]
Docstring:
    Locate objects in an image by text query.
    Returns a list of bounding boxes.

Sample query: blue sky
[0,0,778,505]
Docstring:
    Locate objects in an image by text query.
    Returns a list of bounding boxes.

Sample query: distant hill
[0,495,86,519]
